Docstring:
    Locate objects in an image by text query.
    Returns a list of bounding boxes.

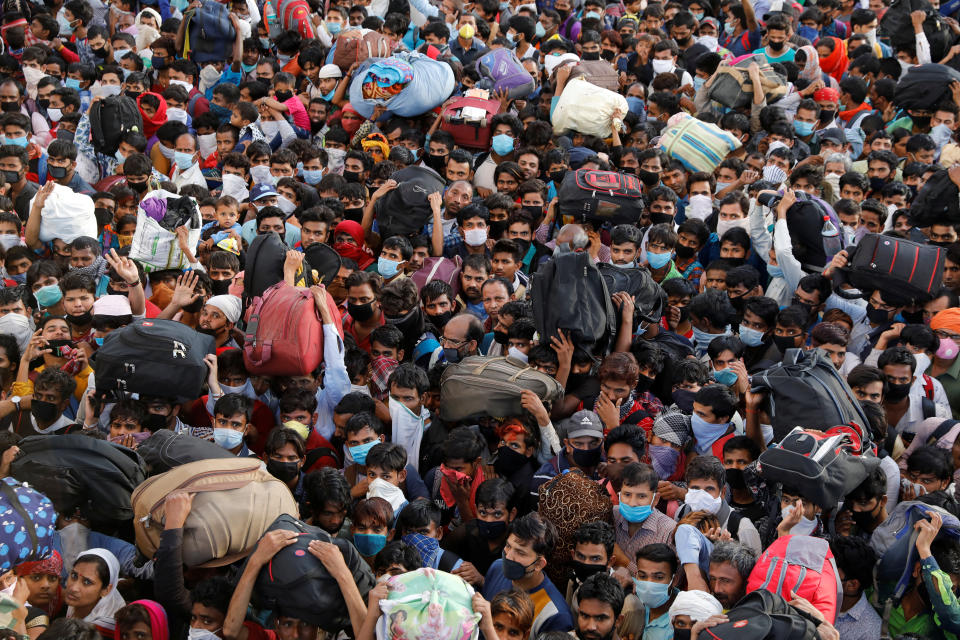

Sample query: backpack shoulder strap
[726,510,743,541]
[437,550,459,572]
[187,92,202,118]
[923,374,935,400]
[922,396,937,420]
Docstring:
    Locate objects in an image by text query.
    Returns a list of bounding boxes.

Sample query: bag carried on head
[333,29,393,73]
[410,256,462,298]
[475,48,535,99]
[266,0,315,39]
[557,169,644,226]
[439,356,564,422]
[376,568,481,640]
[832,232,945,305]
[705,55,787,109]
[89,95,143,156]
[0,478,57,573]
[658,114,743,173]
[551,76,628,138]
[911,168,960,227]
[597,263,667,327]
[138,429,237,476]
[696,590,821,640]
[892,63,960,111]
[374,165,445,239]
[439,96,504,151]
[183,0,236,62]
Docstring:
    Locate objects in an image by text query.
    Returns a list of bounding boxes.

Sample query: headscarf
[15,550,63,614]
[67,548,125,634]
[116,600,168,640]
[798,45,821,83]
[137,92,168,138]
[899,417,960,470]
[333,220,375,270]
[818,37,849,83]
[668,590,723,622]
[339,103,364,137]
[932,308,960,335]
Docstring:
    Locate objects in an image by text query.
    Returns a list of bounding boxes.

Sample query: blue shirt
[483,560,574,635]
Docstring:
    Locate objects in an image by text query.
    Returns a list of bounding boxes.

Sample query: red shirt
[341,312,385,353]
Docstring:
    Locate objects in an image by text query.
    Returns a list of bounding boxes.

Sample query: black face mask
[819,109,836,123]
[600,48,616,60]
[725,467,746,489]
[571,560,607,583]
[37,98,50,110]
[886,381,911,402]
[342,170,362,183]
[634,374,655,393]
[493,330,509,345]
[494,444,529,476]
[183,297,205,314]
[489,219,508,239]
[310,118,326,134]
[650,211,673,225]
[427,310,454,330]
[901,309,924,324]
[475,518,507,540]
[850,508,876,530]
[866,304,891,325]
[424,153,447,173]
[274,90,294,102]
[571,444,603,468]
[67,310,92,326]
[266,459,300,483]
[522,205,544,220]
[343,206,364,222]
[386,307,422,336]
[196,325,219,337]
[768,39,785,51]
[582,50,601,60]
[107,287,129,298]
[0,102,19,113]
[92,46,109,58]
[672,630,691,640]
[210,279,232,296]
[675,36,692,47]
[128,180,149,193]
[672,388,696,413]
[348,301,376,322]
[556,8,570,19]
[674,244,695,260]
[549,169,567,185]
[637,168,660,187]
[566,372,590,392]
[142,412,168,432]
[47,165,67,180]
[94,207,113,227]
[125,90,142,101]
[31,399,59,424]
[773,334,799,353]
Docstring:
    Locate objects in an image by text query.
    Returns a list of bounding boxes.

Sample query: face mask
[693,75,706,91]
[725,466,746,490]
[250,164,275,186]
[187,629,222,640]
[174,151,195,171]
[46,107,63,123]
[767,264,784,279]
[342,170,362,184]
[348,301,376,323]
[738,325,766,347]
[691,326,725,353]
[66,310,92,327]
[649,444,680,479]
[819,109,836,123]
[571,560,606,583]
[30,399,59,423]
[582,50,601,60]
[571,444,603,468]
[302,168,324,185]
[476,519,507,539]
[266,458,300,483]
[3,136,27,148]
[348,439,379,465]
[464,227,487,246]
[167,107,189,124]
[65,77,81,91]
[142,412,168,431]
[866,304,890,325]
[768,39,785,52]
[428,310,454,330]
[633,578,671,608]
[57,12,75,35]
[850,508,875,530]
[48,165,67,180]
[34,283,63,308]
[937,337,959,360]
[277,195,296,215]
[377,257,401,279]
[494,444,529,477]
[690,412,729,453]
[326,20,343,36]
[459,24,476,39]
[671,388,695,414]
[651,59,674,73]
[259,37,272,49]
[502,555,537,580]
[685,488,722,514]
[716,217,749,238]
[209,103,232,123]
[443,346,465,364]
[619,499,653,523]
[793,119,815,137]
[724,21,735,34]
[536,22,546,38]
[213,427,244,449]
[611,261,635,269]
[353,532,387,556]
[781,504,818,535]
[549,169,567,185]
[886,381,911,402]
[715,181,731,194]
[645,250,671,270]
[772,334,799,353]
[491,134,515,156]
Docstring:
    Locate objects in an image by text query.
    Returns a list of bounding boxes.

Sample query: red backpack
[746,535,842,624]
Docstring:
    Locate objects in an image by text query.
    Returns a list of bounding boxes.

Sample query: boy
[9,367,76,435]
[396,498,464,571]
[836,467,888,538]
[388,363,430,471]
[211,393,256,456]
[278,388,339,471]
[610,224,642,268]
[200,195,242,246]
[442,478,518,581]
[614,463,675,574]
[678,455,761,553]
[491,239,527,299]
[506,317,536,362]
[369,325,404,400]
[721,435,764,521]
[831,536,882,640]
[424,426,486,527]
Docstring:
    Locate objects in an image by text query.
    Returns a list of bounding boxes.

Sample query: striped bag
[658,115,742,173]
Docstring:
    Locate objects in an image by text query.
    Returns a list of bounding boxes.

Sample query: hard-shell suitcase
[439,96,503,150]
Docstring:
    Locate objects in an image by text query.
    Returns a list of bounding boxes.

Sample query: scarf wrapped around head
[818,37,849,82]
[69,255,108,280]
[15,550,63,614]
[115,600,169,640]
[137,92,168,138]
[67,548,125,635]
[798,45,821,83]
[333,220,375,270]
[339,103,364,137]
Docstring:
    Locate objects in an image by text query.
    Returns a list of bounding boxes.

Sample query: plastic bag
[551,76,628,138]
[129,190,201,271]
[34,184,98,244]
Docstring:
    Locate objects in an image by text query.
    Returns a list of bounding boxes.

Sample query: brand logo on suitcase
[172,341,187,359]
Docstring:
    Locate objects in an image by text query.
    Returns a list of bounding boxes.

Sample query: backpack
[374,165,445,239]
[89,95,143,156]
[779,191,844,272]
[909,168,960,227]
[267,0,315,40]
[475,48,536,99]
[881,0,952,63]
[706,54,787,108]
[537,469,613,586]
[0,478,57,573]
[183,0,236,63]
[703,590,820,640]
[746,535,842,625]
[252,514,375,631]
[893,63,960,112]
[92,319,217,404]
[333,29,393,73]
[756,426,879,510]
[832,233,946,306]
[244,232,292,300]
[375,568,480,640]
[137,429,236,476]
[531,250,618,355]
[11,435,147,528]
[410,256,462,298]
[556,169,645,226]
[749,347,871,442]
[596,263,667,326]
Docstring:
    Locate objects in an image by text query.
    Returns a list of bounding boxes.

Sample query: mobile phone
[46,339,74,357]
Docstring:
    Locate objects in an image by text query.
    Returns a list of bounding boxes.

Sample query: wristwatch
[9,396,20,411]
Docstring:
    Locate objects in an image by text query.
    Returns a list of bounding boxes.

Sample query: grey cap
[560,410,605,439]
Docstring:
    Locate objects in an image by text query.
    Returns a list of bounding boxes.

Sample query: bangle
[745,407,757,414]
[126,280,142,287]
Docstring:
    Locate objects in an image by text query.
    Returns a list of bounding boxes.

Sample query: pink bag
[410,256,462,298]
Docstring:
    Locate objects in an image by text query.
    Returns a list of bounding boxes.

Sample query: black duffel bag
[893,63,960,112]
[832,233,946,305]
[92,319,215,403]
[11,434,146,526]
[374,165,445,239]
[138,429,236,476]
[597,263,667,327]
[252,514,375,631]
[557,169,644,226]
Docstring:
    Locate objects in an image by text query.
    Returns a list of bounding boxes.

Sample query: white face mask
[326,147,346,173]
[464,227,488,246]
[277,195,296,215]
[91,83,122,99]
[250,164,275,186]
[187,628,222,640]
[685,488,722,514]
[221,173,249,201]
[782,504,818,535]
[715,217,749,238]
[652,58,674,74]
[167,107,188,124]
[170,79,193,92]
[47,108,62,123]
[198,132,217,158]
[507,346,528,362]
[0,235,21,250]
[687,194,713,220]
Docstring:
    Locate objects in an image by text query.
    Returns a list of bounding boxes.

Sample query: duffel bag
[11,435,146,527]
[89,95,143,157]
[538,469,613,585]
[439,355,564,422]
[757,426,877,509]
[746,535,842,625]
[137,429,236,476]
[0,478,57,572]
[552,76,628,138]
[531,250,617,354]
[597,263,667,326]
[243,282,341,377]
[658,114,742,173]
[832,232,945,305]
[349,51,456,119]
[569,59,619,92]
[706,55,787,109]
[750,347,870,442]
[410,256,462,298]
[132,458,299,567]
[252,514,375,631]
[893,63,960,112]
[906,168,960,226]
[92,318,215,403]
[375,165,445,239]
[377,568,481,640]
[475,48,535,99]
[440,96,503,151]
[703,590,821,640]
[557,169,644,226]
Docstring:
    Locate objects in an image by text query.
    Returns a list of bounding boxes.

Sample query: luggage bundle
[893,63,960,111]
[0,478,57,572]
[531,251,617,354]
[556,169,644,226]
[89,95,143,157]
[475,48,536,99]
[552,76,628,138]
[129,189,202,272]
[832,232,945,305]
[376,568,481,640]
[32,183,98,244]
[705,54,787,109]
[912,168,960,226]
[597,263,667,327]
[568,59,619,92]
[253,514,376,631]
[349,51,456,119]
[374,165,446,239]
[244,231,339,300]
[11,435,147,528]
[137,429,237,476]
[132,458,299,567]
[182,0,236,62]
[439,356,564,422]
[243,281,342,377]
[410,256,462,298]
[439,96,504,150]
[93,318,216,403]
[333,29,393,72]
[750,348,871,442]
[882,0,952,65]
[657,114,742,173]
[702,590,824,640]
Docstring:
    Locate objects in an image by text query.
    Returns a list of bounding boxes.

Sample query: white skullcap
[205,295,242,324]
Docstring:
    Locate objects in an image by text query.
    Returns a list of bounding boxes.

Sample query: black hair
[693,384,738,422]
[634,542,678,575]
[603,424,646,461]
[577,573,626,618]
[302,468,351,520]
[573,520,616,557]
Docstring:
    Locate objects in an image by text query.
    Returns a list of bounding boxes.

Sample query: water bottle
[821,216,842,257]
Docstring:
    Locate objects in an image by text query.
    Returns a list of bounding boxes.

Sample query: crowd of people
[0,0,956,637]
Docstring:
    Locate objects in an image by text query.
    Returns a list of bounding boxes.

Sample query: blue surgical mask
[646,250,672,270]
[715,181,731,193]
[213,427,244,450]
[353,532,387,556]
[585,10,602,19]
[619,500,653,523]
[65,77,81,90]
[94,337,105,347]
[506,31,515,43]
[326,21,342,35]
[692,12,704,20]
[690,411,730,453]
[712,367,739,386]
[3,136,27,148]
[34,283,63,308]
[57,13,75,35]
[693,76,705,91]
[302,168,324,185]
[738,325,766,347]
[322,89,336,102]
[409,147,418,161]
[767,265,784,278]
[259,37,272,49]
[536,22,546,38]
[241,62,257,73]
[174,151,195,170]
[491,133,515,156]
[724,21,735,34]
[349,439,379,465]
[632,578,671,608]
[691,326,725,353]
[115,149,127,163]
[793,119,815,137]
[378,256,401,278]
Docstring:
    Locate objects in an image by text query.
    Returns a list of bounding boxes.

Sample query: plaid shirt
[423,218,462,252]
[675,256,704,289]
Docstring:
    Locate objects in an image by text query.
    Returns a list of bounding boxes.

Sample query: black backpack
[92,319,216,403]
[597,263,667,327]
[881,0,953,64]
[910,168,960,227]
[531,251,617,355]
[10,435,146,527]
[698,591,819,640]
[749,348,870,443]
[89,95,144,156]
[244,232,291,300]
[138,429,236,476]
[252,514,375,631]
[374,165,445,239]
[893,63,960,112]
[557,169,644,226]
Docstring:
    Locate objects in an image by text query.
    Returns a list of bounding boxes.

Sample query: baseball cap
[560,410,604,440]
[250,184,280,201]
[819,128,846,145]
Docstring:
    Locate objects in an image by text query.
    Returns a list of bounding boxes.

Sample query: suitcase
[557,169,644,226]
[138,429,236,476]
[333,29,392,73]
[658,114,743,173]
[132,458,299,567]
[410,256,462,298]
[569,59,619,92]
[11,435,147,527]
[832,233,946,305]
[252,514,376,631]
[92,319,216,403]
[243,282,342,377]
[374,165,445,239]
[705,54,787,109]
[439,96,503,151]
[475,48,536,99]
[439,355,565,422]
[0,478,57,572]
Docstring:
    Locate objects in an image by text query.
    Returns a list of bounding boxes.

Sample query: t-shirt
[483,560,574,636]
[722,28,762,57]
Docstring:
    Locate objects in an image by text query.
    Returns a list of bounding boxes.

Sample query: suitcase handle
[243,312,273,365]
[470,356,534,381]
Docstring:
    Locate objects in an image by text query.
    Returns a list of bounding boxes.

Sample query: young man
[263,427,307,503]
[836,467,888,538]
[566,521,617,609]
[721,436,764,521]
[880,346,950,435]
[482,513,574,635]
[633,543,679,637]
[531,411,605,494]
[690,384,738,458]
[395,498,464,571]
[442,478,518,583]
[574,573,625,640]
[211,393,256,456]
[614,463,675,574]
[8,367,76,435]
[197,294,242,349]
[423,426,486,528]
[677,456,761,553]
[644,224,681,284]
[831,535,882,640]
